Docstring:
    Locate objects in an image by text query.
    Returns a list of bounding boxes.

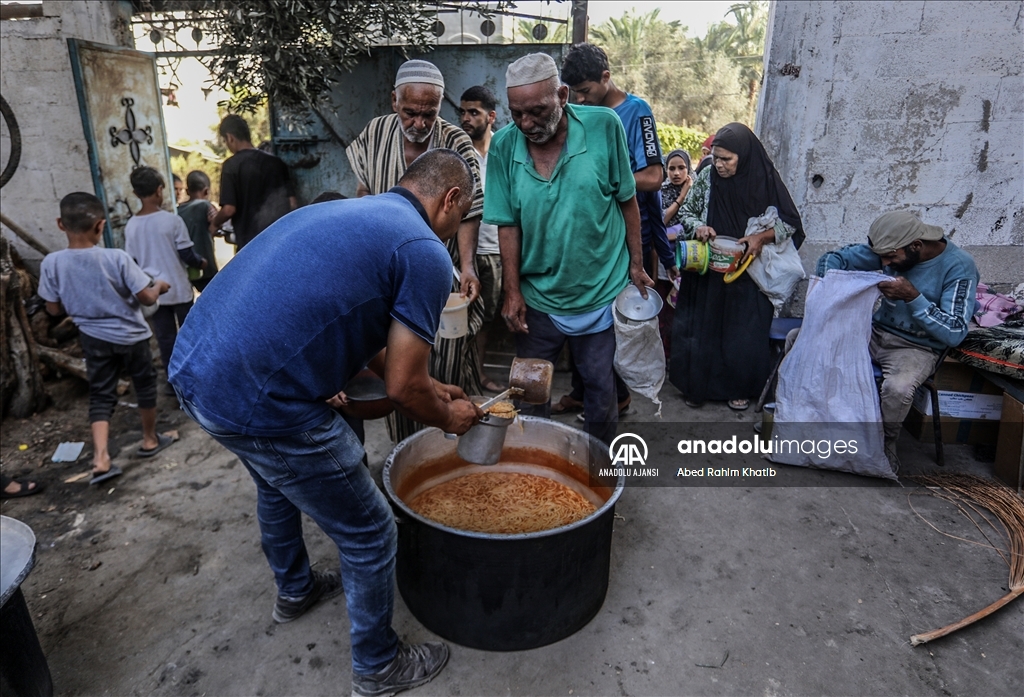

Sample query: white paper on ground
[51,441,85,463]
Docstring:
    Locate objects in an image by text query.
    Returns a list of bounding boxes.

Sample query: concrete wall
[757,0,1023,287]
[0,1,133,264]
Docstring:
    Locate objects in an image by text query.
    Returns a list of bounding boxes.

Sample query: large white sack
[770,270,892,479]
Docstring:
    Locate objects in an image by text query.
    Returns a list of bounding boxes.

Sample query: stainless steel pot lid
[1,515,36,607]
[614,284,663,321]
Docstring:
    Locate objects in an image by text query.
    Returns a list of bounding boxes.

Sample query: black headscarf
[707,123,805,248]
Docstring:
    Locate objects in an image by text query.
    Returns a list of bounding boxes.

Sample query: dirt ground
[1,369,1021,697]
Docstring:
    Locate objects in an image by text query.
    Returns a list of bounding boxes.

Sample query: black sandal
[0,479,44,499]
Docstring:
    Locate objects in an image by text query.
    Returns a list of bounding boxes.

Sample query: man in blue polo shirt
[484,53,654,445]
[169,150,482,697]
[554,43,679,417]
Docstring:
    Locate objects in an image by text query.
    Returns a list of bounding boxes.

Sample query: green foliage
[591,1,768,130]
[201,0,509,113]
[206,100,272,159]
[656,124,709,161]
[695,1,769,117]
[170,150,223,203]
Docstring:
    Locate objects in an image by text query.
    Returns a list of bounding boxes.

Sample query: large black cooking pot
[383,416,623,651]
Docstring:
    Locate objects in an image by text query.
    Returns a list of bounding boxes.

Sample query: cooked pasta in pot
[485,401,518,418]
[409,472,596,534]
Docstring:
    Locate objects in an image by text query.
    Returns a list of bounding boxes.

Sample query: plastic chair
[873,347,948,467]
[755,318,803,412]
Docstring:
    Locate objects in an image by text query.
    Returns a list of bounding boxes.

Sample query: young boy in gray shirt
[125,167,206,385]
[38,192,175,484]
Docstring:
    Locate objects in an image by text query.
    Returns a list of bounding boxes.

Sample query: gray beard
[524,105,562,144]
[403,126,431,144]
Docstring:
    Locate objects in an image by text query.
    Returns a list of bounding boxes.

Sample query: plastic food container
[437,292,470,339]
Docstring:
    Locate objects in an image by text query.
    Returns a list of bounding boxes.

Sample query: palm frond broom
[907,474,1023,646]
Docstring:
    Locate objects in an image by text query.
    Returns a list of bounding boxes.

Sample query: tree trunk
[0,236,47,418]
[36,346,130,396]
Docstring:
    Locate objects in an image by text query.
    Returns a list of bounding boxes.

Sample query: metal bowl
[614,284,663,321]
[338,371,393,420]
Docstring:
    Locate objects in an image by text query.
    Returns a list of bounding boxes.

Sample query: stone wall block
[826,79,911,121]
[993,76,1024,120]
[958,204,1024,247]
[801,161,891,205]
[0,16,62,39]
[919,0,1022,36]
[874,39,963,80]
[980,121,1024,165]
[51,1,120,46]
[832,0,927,38]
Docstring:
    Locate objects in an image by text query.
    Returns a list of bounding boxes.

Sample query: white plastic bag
[613,310,665,417]
[744,207,806,313]
[769,270,893,480]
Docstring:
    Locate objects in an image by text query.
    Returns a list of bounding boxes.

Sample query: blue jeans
[516,306,618,445]
[178,396,398,675]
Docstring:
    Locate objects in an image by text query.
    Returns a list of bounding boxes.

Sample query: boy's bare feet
[137,431,178,458]
[92,451,113,476]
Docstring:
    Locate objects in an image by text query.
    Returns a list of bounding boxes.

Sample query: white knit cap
[506,53,559,88]
[394,60,444,89]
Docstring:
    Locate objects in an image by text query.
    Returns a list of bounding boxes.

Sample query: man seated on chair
[812,210,979,472]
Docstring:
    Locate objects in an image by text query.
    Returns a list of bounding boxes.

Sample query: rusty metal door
[68,39,173,249]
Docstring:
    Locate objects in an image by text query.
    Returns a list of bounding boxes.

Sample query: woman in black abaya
[669,123,804,410]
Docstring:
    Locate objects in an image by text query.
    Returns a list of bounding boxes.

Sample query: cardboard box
[902,360,1002,446]
[994,392,1023,490]
[911,388,1003,420]
[903,406,1000,445]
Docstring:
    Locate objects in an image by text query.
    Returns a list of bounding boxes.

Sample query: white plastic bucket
[437,292,470,339]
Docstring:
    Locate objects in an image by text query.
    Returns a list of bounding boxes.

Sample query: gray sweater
[816,240,978,351]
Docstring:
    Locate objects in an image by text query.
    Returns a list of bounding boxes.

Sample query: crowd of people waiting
[18,44,980,697]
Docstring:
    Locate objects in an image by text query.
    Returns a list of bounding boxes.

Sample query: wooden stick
[1,212,52,256]
[908,474,1024,646]
[910,587,1023,645]
[36,345,130,395]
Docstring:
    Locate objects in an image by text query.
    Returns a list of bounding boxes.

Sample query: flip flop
[1,480,44,499]
[136,433,176,458]
[551,395,584,415]
[90,465,123,486]
[728,399,750,411]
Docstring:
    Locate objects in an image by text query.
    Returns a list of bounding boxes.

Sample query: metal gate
[68,39,173,249]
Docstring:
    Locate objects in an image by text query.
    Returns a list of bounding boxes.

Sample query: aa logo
[609,433,648,467]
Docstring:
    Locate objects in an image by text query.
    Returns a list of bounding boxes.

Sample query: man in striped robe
[347,59,485,442]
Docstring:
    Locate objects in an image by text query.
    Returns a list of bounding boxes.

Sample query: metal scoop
[477,387,524,412]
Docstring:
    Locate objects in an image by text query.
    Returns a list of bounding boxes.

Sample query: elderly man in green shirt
[483,53,653,445]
